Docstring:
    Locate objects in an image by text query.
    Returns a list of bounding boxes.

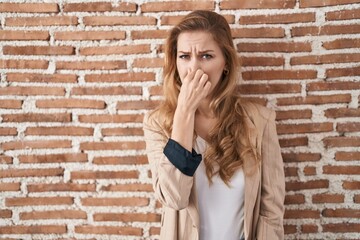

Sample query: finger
[198,73,209,88]
[202,81,212,97]
[184,68,196,83]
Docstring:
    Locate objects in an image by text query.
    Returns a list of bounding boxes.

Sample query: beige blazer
[143,102,285,240]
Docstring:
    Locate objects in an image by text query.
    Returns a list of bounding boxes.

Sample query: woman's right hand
[176,69,212,114]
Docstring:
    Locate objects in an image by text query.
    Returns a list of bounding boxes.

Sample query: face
[176,31,226,95]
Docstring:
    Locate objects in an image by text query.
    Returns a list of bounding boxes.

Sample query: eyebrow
[177,50,215,54]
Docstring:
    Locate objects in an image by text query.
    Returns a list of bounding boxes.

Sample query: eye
[178,54,190,59]
[201,54,213,60]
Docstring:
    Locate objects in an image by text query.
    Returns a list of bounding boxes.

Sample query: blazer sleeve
[143,112,195,210]
[256,110,285,239]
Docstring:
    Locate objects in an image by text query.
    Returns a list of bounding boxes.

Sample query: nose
[189,58,201,72]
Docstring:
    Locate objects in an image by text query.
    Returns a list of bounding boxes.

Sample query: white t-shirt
[194,136,245,240]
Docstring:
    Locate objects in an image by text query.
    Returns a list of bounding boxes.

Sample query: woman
[143,10,285,240]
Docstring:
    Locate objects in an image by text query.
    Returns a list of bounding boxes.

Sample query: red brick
[72,86,141,96]
[0,168,64,178]
[307,81,360,91]
[94,213,160,222]
[276,109,312,120]
[71,170,139,180]
[285,209,320,219]
[85,72,155,82]
[0,155,13,164]
[292,24,360,37]
[75,225,142,236]
[149,227,161,237]
[5,16,77,26]
[0,209,12,218]
[303,166,317,176]
[149,86,163,96]
[0,30,49,40]
[282,153,321,163]
[335,151,360,161]
[325,108,360,118]
[240,56,284,66]
[220,0,296,9]
[117,100,160,110]
[0,225,66,234]
[93,155,148,165]
[277,94,351,105]
[0,3,58,13]
[284,225,297,234]
[240,12,315,24]
[0,86,64,96]
[19,153,88,164]
[4,46,74,55]
[242,70,317,80]
[102,127,143,137]
[21,210,87,220]
[78,114,143,123]
[80,44,150,55]
[141,2,214,12]
[301,224,318,233]
[57,61,126,70]
[6,197,73,206]
[101,183,153,192]
[133,58,164,68]
[161,14,234,26]
[277,123,333,134]
[323,209,360,218]
[63,2,112,12]
[343,181,360,190]
[36,99,105,109]
[327,8,360,20]
[84,16,156,26]
[0,182,20,191]
[312,194,344,203]
[285,194,305,204]
[323,223,360,233]
[2,113,71,123]
[80,141,145,151]
[323,165,360,175]
[0,59,48,69]
[326,66,360,78]
[286,180,329,191]
[300,0,360,7]
[27,183,95,192]
[291,53,360,65]
[25,127,93,136]
[0,100,22,109]
[239,84,301,94]
[54,31,125,41]
[338,122,360,132]
[284,167,298,177]
[324,136,360,148]
[1,140,71,150]
[355,195,360,203]
[238,42,311,52]
[7,73,77,83]
[81,197,148,206]
[111,2,137,12]
[132,30,168,39]
[232,27,285,38]
[323,38,360,50]
[279,137,308,147]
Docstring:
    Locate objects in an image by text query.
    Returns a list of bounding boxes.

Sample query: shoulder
[239,101,276,131]
[143,109,170,138]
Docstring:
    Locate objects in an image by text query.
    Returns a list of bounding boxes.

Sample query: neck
[196,99,215,118]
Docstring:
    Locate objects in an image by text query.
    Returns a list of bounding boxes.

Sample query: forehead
[177,31,220,51]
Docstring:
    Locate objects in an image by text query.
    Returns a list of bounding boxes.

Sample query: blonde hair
[154,10,258,184]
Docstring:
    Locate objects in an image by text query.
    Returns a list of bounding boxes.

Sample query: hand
[177,69,212,113]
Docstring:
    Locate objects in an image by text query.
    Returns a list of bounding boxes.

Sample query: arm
[256,110,285,239]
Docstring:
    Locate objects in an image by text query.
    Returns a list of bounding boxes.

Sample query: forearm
[171,107,195,152]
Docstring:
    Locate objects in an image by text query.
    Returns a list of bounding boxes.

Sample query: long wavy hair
[154,10,258,185]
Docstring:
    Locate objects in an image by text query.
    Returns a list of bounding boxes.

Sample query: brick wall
[0,0,359,239]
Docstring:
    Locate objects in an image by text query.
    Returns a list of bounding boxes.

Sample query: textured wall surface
[0,0,359,239]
